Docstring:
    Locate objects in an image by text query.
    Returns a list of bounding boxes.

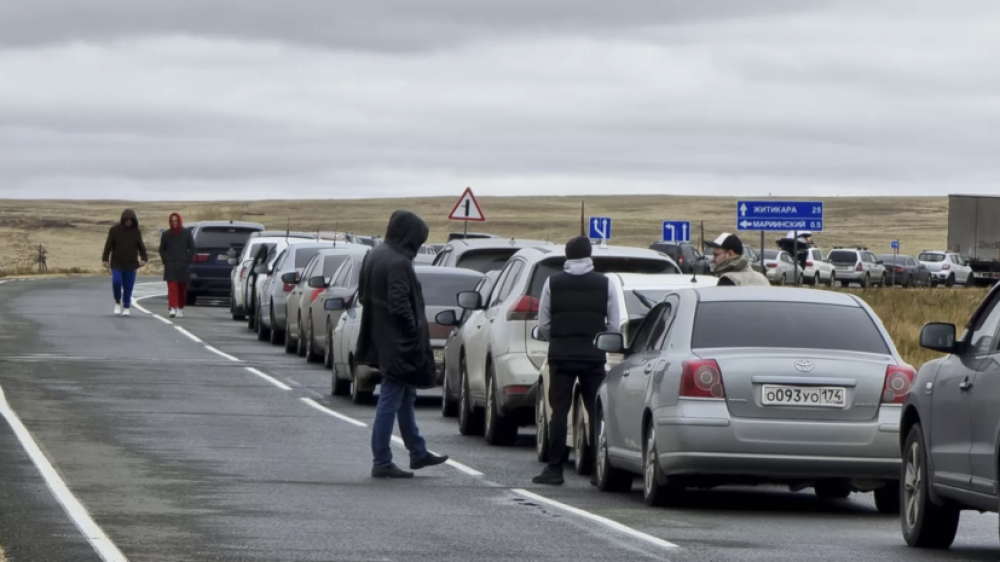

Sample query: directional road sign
[891,240,900,250]
[662,220,691,243]
[588,216,612,240]
[736,200,824,232]
[448,187,485,221]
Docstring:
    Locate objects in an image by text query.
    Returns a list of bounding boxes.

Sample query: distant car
[878,254,931,287]
[801,247,836,287]
[827,247,887,288]
[257,242,343,345]
[917,250,973,288]
[229,232,324,322]
[591,286,910,513]
[900,283,1000,548]
[648,242,711,275]
[328,266,486,404]
[187,221,265,304]
[432,237,556,273]
[762,249,801,285]
[447,232,500,241]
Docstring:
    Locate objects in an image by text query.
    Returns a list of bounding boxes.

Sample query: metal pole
[892,245,897,287]
[463,219,468,239]
[793,231,799,286]
[760,231,765,274]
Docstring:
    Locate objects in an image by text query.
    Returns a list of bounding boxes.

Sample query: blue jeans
[112,269,137,308]
[372,376,429,469]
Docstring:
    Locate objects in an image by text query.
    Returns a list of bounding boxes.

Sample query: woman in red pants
[158,212,195,318]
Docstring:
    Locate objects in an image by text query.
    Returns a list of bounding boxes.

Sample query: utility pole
[580,200,585,237]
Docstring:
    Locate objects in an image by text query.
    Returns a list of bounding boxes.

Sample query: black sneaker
[532,466,564,485]
[371,464,414,478]
[410,452,449,470]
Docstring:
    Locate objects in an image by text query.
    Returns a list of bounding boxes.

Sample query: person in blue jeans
[101,209,148,316]
[354,210,449,478]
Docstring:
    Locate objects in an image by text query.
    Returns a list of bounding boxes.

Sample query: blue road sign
[662,220,691,243]
[588,216,612,240]
[891,240,900,250]
[736,200,824,232]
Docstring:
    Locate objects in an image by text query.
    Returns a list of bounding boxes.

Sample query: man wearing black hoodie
[101,209,148,316]
[354,210,449,478]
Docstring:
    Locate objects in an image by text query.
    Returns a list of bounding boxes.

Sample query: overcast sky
[1,0,998,200]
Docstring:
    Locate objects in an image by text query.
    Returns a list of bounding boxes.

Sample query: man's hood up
[120,209,139,228]
[384,210,429,258]
[564,257,595,276]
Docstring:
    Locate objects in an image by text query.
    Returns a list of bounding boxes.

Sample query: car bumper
[493,353,539,415]
[653,401,901,480]
[832,270,866,282]
[930,271,951,281]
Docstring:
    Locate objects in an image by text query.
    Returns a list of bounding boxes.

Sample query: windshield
[194,226,260,248]
[828,250,859,265]
[624,289,670,318]
[918,253,945,262]
[692,301,890,354]
[528,257,679,297]
[294,248,324,268]
[417,273,484,306]
[456,249,521,273]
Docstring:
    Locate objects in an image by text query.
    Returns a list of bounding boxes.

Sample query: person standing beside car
[533,236,621,486]
[101,208,148,316]
[707,233,770,286]
[158,212,196,318]
[354,209,449,479]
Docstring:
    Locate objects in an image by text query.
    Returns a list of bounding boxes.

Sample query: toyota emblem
[794,360,815,372]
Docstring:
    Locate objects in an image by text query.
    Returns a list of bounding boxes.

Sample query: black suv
[648,242,711,275]
[187,220,265,304]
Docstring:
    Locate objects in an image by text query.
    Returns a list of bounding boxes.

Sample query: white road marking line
[0,383,130,562]
[152,315,173,325]
[173,326,202,343]
[244,367,292,391]
[132,295,174,325]
[204,345,241,362]
[134,282,166,286]
[0,280,8,285]
[301,398,368,427]
[511,489,679,551]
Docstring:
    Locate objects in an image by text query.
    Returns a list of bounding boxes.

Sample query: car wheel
[595,406,632,493]
[256,304,271,342]
[861,273,870,288]
[901,423,960,548]
[441,363,459,418]
[457,355,484,436]
[323,320,334,368]
[827,272,836,287]
[643,421,679,507]
[350,362,375,405]
[186,292,198,307]
[946,274,955,288]
[296,315,308,358]
[840,280,850,288]
[779,273,786,286]
[874,481,901,514]
[535,381,549,462]
[484,362,518,446]
[269,306,284,345]
[880,274,887,287]
[812,274,819,287]
[231,298,245,321]
[573,395,593,475]
[814,480,852,499]
[305,315,321,363]
[283,314,297,354]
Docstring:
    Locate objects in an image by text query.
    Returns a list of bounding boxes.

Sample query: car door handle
[623,369,630,377]
[643,364,654,375]
[959,380,974,390]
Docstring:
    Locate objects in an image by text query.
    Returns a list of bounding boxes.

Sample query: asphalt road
[0,276,998,562]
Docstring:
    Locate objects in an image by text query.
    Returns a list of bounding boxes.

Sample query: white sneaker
[176,309,184,318]
[122,308,131,317]
[114,303,122,315]
[168,308,177,318]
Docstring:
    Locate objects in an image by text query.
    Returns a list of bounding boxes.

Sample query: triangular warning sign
[448,187,486,221]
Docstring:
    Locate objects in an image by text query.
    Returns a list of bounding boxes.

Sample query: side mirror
[307,276,327,288]
[281,271,299,285]
[594,332,625,353]
[530,325,546,341]
[919,322,958,354]
[457,290,482,310]
[324,298,346,311]
[227,257,239,266]
[435,310,459,326]
[254,264,269,275]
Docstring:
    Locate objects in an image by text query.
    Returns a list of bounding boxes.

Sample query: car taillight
[895,266,905,273]
[193,253,209,262]
[942,263,951,270]
[767,262,777,268]
[806,261,814,267]
[882,365,915,404]
[855,263,863,271]
[507,295,539,321]
[283,283,294,292]
[680,359,725,399]
[678,256,685,265]
[310,288,324,302]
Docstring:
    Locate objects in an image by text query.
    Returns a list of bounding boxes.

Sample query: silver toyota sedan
[591,286,912,513]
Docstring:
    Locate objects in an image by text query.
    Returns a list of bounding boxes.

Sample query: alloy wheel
[904,441,921,531]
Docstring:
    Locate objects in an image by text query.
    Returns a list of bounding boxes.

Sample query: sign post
[891,239,900,287]
[448,187,486,238]
[588,216,612,247]
[736,200,825,286]
[661,220,691,243]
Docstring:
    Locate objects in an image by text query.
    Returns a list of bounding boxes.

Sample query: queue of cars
[174,220,995,550]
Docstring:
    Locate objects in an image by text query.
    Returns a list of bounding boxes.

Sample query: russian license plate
[218,254,229,261]
[761,385,846,407]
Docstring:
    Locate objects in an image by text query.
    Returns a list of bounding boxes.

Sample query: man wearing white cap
[706,233,770,286]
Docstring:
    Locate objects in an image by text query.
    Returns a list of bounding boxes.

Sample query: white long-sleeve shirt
[537,258,621,342]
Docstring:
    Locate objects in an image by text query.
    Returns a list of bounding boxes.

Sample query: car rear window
[527,257,679,297]
[294,248,324,268]
[323,255,351,278]
[194,226,260,248]
[691,301,890,354]
[827,250,859,265]
[624,289,670,319]
[417,273,484,306]
[879,255,903,264]
[763,250,780,259]
[649,244,680,258]
[918,253,945,262]
[456,249,521,273]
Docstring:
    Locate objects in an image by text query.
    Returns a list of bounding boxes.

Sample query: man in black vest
[532,236,620,485]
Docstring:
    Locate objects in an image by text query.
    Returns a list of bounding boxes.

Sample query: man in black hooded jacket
[355,210,449,478]
[101,209,148,316]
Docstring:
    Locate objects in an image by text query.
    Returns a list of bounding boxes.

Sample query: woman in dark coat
[158,212,195,317]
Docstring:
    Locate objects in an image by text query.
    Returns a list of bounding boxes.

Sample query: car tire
[880,274,887,287]
[457,356,484,436]
[441,363,459,418]
[269,306,284,346]
[840,280,850,288]
[901,424,960,548]
[231,298,245,321]
[827,272,836,287]
[874,481,901,514]
[573,395,593,475]
[256,304,271,341]
[812,274,819,287]
[643,421,679,507]
[304,315,321,363]
[779,273,786,286]
[186,292,198,307]
[535,381,549,462]
[595,406,632,493]
[296,316,308,358]
[323,320,334,369]
[351,362,375,405]
[484,362,518,446]
[284,315,297,354]
[946,274,955,288]
[814,480,852,499]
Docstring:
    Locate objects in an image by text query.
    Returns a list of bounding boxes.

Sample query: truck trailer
[947,194,1000,286]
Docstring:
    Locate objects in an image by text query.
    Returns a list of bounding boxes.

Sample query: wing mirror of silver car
[307,276,327,289]
[324,298,346,311]
[435,309,459,326]
[530,325,546,342]
[919,322,958,354]
[456,290,482,310]
[253,264,269,275]
[594,332,624,353]
[281,272,299,285]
